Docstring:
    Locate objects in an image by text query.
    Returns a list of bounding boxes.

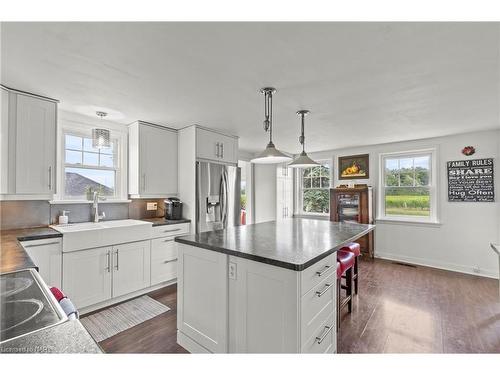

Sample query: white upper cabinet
[196,127,238,164]
[129,121,178,198]
[1,86,57,199]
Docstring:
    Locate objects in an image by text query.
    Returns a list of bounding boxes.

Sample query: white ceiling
[1,22,499,154]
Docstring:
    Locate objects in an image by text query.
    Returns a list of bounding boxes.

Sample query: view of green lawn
[385,195,430,216]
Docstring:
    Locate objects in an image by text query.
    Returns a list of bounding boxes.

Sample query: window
[380,149,437,222]
[62,133,119,199]
[298,162,331,215]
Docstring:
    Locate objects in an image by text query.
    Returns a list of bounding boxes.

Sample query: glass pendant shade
[93,111,111,149]
[251,87,292,164]
[288,109,318,168]
[92,128,111,149]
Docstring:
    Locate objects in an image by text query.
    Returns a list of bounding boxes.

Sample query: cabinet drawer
[301,272,335,345]
[300,253,336,296]
[151,237,178,285]
[301,313,335,354]
[151,223,189,239]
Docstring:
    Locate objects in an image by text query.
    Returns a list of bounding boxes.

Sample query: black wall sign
[447,158,494,202]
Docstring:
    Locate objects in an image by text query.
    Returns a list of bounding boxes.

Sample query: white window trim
[377,148,439,224]
[295,159,332,217]
[55,119,128,202]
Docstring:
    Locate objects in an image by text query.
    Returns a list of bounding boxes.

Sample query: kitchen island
[174,218,375,353]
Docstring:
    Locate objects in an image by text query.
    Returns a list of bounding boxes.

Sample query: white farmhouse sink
[50,219,153,252]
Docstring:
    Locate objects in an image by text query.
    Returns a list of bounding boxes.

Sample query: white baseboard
[375,251,499,279]
[79,279,177,315]
[177,330,211,353]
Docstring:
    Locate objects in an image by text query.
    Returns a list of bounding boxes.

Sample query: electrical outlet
[146,202,158,211]
[228,262,237,280]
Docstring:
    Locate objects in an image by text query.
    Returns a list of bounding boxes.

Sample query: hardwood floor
[339,257,500,353]
[93,258,500,353]
[97,284,187,353]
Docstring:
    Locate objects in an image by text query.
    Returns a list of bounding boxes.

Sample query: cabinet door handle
[215,142,220,158]
[163,228,181,233]
[316,265,330,277]
[220,143,224,158]
[23,241,60,248]
[106,250,111,273]
[163,258,178,264]
[115,249,119,271]
[315,283,333,297]
[315,325,333,344]
[48,166,52,190]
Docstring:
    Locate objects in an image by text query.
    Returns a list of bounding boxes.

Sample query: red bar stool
[336,250,355,331]
[339,242,361,294]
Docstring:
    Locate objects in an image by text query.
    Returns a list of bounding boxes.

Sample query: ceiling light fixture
[288,110,319,168]
[93,111,111,149]
[251,87,292,164]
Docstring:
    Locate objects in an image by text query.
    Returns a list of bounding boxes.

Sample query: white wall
[307,129,500,278]
[254,164,277,223]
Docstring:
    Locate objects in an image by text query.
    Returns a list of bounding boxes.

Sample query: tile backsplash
[0,199,168,230]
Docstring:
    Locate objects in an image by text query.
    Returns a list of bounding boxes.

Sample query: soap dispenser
[59,210,70,225]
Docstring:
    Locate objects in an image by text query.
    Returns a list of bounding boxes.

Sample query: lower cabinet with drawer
[177,243,337,353]
[151,237,178,285]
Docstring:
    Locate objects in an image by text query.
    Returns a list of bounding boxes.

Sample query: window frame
[295,160,332,217]
[378,148,439,224]
[55,119,128,202]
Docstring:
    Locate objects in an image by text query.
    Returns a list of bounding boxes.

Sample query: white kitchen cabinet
[177,243,228,353]
[62,246,112,308]
[151,237,178,285]
[196,127,238,164]
[21,238,62,289]
[228,256,300,353]
[129,121,178,198]
[276,163,294,220]
[177,244,337,353]
[1,86,57,199]
[112,240,151,298]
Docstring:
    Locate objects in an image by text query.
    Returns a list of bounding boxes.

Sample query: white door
[177,243,228,353]
[112,240,151,298]
[139,124,178,195]
[22,239,62,289]
[228,256,300,353]
[62,247,112,309]
[15,94,56,194]
[151,237,178,285]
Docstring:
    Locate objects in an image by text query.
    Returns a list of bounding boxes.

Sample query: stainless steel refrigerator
[196,161,241,233]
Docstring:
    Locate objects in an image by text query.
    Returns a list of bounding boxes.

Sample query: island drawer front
[301,313,335,354]
[301,272,335,345]
[151,223,189,239]
[151,237,178,285]
[300,253,336,296]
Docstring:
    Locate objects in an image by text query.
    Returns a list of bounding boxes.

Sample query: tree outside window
[300,163,330,214]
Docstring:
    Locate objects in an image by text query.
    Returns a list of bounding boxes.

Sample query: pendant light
[92,111,111,149]
[251,87,292,164]
[288,110,319,168]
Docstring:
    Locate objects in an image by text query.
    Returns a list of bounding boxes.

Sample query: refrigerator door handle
[220,171,229,227]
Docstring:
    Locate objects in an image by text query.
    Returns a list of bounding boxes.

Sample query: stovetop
[0,269,67,343]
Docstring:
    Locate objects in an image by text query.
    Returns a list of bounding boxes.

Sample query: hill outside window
[62,132,119,200]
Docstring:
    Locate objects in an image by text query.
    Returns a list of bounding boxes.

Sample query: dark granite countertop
[0,227,62,274]
[175,219,375,271]
[0,319,102,353]
[141,217,191,226]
